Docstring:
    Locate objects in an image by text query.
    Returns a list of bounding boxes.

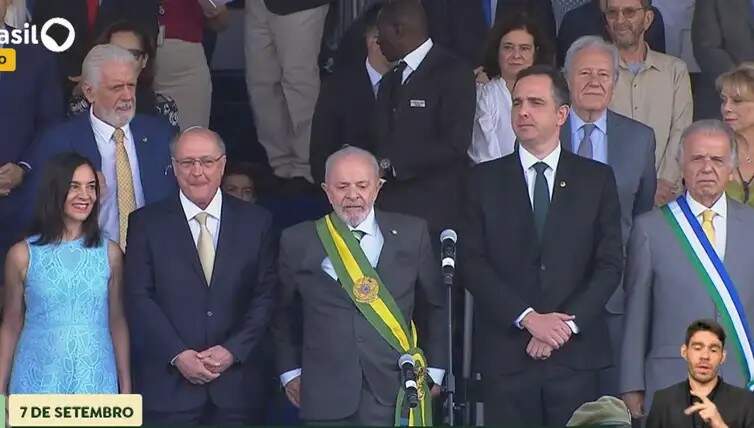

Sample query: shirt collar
[348,207,378,237]
[619,43,663,72]
[89,107,133,144]
[686,191,727,220]
[180,189,223,223]
[401,38,433,73]
[365,57,383,89]
[519,143,562,173]
[570,110,607,135]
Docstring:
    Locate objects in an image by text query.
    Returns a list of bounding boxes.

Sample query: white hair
[324,146,380,182]
[564,35,620,84]
[678,119,739,167]
[81,44,138,88]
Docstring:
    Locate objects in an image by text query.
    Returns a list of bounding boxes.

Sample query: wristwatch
[16,162,31,176]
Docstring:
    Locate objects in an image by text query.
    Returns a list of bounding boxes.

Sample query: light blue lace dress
[9,237,118,393]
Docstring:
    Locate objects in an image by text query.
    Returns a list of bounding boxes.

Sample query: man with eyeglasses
[605,0,693,207]
[21,44,176,250]
[125,126,276,425]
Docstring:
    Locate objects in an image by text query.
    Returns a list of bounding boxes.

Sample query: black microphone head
[398,354,415,368]
[440,229,457,244]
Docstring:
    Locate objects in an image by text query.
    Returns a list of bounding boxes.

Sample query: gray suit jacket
[620,197,754,407]
[693,0,754,78]
[562,109,657,313]
[272,210,447,421]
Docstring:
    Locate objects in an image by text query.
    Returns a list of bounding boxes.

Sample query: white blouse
[468,78,517,164]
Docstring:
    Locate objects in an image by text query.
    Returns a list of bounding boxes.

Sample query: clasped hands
[174,345,235,385]
[521,311,576,360]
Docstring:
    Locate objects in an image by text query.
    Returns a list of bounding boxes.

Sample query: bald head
[377,0,429,61]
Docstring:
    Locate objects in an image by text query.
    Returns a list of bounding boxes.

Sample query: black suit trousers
[482,362,600,427]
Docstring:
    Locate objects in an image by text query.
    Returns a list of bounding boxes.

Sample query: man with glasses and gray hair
[125,126,277,425]
[562,35,656,396]
[605,0,693,207]
[21,43,176,250]
[620,120,754,423]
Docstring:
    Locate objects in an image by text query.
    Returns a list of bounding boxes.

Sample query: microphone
[398,354,419,408]
[440,229,458,283]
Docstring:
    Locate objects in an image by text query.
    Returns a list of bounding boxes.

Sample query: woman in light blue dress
[0,153,130,394]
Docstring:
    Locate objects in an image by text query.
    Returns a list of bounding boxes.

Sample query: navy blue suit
[125,194,276,422]
[21,112,177,225]
[0,35,63,266]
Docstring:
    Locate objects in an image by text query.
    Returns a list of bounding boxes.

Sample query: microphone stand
[443,269,456,426]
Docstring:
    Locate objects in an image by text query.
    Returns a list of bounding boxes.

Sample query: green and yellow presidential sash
[315,213,433,426]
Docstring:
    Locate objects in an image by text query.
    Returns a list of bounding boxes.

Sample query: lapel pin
[560,180,567,188]
[142,137,148,143]
[391,230,398,236]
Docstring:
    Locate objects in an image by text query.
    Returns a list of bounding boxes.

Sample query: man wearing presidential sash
[272,146,446,425]
[620,120,754,422]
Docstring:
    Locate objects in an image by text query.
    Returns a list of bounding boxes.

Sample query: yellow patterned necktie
[702,209,716,245]
[113,128,136,252]
[194,212,215,285]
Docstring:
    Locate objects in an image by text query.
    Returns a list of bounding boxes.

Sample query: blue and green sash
[315,213,433,426]
[662,196,754,391]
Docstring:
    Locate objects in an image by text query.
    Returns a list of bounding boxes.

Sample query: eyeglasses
[604,7,646,20]
[126,48,146,59]
[173,154,225,170]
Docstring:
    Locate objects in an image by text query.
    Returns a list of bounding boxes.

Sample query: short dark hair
[605,0,651,8]
[686,319,726,347]
[29,153,102,248]
[362,3,383,36]
[514,64,571,107]
[378,0,428,37]
[482,11,554,79]
[94,20,156,87]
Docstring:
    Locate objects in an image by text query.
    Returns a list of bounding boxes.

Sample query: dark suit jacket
[372,43,475,240]
[0,36,63,260]
[561,110,656,312]
[125,194,277,411]
[32,0,158,88]
[263,0,330,15]
[22,113,177,220]
[272,210,447,420]
[461,148,623,376]
[647,379,754,428]
[427,0,556,67]
[692,0,754,79]
[310,61,376,184]
[557,1,665,66]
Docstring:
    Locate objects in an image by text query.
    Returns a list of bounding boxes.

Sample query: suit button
[540,264,546,271]
[207,311,213,317]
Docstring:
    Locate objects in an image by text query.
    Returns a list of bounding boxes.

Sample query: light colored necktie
[702,209,716,246]
[113,128,136,251]
[194,212,215,285]
[578,123,596,160]
[352,229,366,243]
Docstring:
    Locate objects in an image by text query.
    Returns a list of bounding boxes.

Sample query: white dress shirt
[469,78,516,164]
[570,110,608,164]
[280,208,445,387]
[90,108,146,243]
[686,192,727,259]
[179,189,222,250]
[514,144,580,334]
[365,57,383,98]
[400,38,433,84]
